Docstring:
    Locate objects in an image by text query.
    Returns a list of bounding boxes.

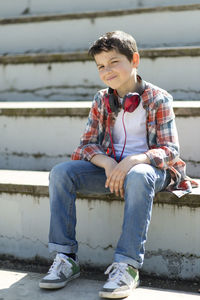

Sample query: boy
[39,31,197,298]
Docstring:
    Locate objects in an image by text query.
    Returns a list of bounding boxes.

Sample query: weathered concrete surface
[1,100,200,116]
[1,5,200,55]
[0,170,200,279]
[0,102,199,176]
[1,47,200,65]
[1,50,200,101]
[0,270,199,300]
[1,0,200,18]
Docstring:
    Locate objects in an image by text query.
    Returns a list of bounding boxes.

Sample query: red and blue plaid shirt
[71,80,198,195]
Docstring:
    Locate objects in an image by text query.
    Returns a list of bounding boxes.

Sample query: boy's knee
[125,164,156,188]
[50,161,73,183]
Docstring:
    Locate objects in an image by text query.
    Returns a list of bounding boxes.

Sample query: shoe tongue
[58,253,68,260]
[118,262,127,267]
[110,263,127,277]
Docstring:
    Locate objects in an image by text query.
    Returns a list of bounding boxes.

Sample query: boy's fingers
[120,187,124,198]
[112,171,125,195]
[105,176,111,188]
[106,168,125,194]
[105,168,115,188]
[105,180,108,188]
[105,174,116,193]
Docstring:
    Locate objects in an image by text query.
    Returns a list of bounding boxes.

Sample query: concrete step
[0,5,200,54]
[1,0,200,18]
[0,270,199,300]
[0,169,200,279]
[0,101,200,177]
[0,47,200,101]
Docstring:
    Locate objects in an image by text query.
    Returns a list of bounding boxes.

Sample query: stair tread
[0,170,199,207]
[1,46,200,64]
[1,101,200,117]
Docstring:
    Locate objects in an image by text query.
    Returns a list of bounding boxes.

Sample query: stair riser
[0,192,199,279]
[1,9,200,54]
[1,56,200,101]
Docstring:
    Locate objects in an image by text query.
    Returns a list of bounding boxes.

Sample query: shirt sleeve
[145,95,180,169]
[71,92,106,161]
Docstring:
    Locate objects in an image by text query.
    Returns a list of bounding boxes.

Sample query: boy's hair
[88,31,138,62]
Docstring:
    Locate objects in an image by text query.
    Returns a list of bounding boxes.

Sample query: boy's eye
[98,66,104,70]
[111,60,118,64]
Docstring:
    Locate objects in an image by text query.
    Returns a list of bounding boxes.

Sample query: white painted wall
[0,190,199,279]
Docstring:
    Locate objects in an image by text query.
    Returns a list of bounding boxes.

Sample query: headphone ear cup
[109,93,119,115]
[123,94,141,113]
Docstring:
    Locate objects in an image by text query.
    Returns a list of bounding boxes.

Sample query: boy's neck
[116,75,144,97]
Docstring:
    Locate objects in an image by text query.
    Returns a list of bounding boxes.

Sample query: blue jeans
[48,160,170,269]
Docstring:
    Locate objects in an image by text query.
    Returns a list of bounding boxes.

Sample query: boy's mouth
[106,75,117,81]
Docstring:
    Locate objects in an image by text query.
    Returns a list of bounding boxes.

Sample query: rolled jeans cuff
[114,253,143,270]
[48,242,78,254]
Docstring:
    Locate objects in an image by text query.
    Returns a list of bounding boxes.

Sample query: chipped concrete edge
[0,101,200,117]
[0,183,200,208]
[0,106,91,117]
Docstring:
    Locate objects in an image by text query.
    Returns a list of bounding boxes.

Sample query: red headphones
[104,88,142,162]
[104,88,141,116]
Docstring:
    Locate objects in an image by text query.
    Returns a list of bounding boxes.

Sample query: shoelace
[48,254,72,276]
[105,262,127,284]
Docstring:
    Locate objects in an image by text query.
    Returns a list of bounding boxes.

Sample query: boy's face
[94,49,138,97]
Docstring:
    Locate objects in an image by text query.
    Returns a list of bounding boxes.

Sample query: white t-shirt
[112,100,148,158]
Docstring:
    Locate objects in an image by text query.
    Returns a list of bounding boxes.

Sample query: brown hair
[88,31,138,62]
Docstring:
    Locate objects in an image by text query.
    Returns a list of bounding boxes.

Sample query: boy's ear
[132,52,140,68]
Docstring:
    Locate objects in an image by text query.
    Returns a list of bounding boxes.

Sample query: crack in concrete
[0,235,47,247]
[78,241,113,251]
[0,85,102,101]
[0,84,102,94]
[1,151,71,159]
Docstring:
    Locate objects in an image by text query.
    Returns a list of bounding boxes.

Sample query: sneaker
[39,253,80,289]
[99,262,139,299]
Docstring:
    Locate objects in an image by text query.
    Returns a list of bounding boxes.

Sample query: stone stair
[0,169,200,279]
[0,47,200,101]
[1,4,200,102]
[1,4,200,55]
[0,101,200,177]
[1,0,200,17]
[0,1,200,280]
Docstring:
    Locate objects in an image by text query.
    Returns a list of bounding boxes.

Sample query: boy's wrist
[90,154,116,169]
[128,153,151,166]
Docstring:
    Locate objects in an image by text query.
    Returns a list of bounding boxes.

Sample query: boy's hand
[105,154,150,198]
[104,159,118,179]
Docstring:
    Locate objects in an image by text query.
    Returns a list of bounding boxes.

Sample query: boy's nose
[104,66,112,74]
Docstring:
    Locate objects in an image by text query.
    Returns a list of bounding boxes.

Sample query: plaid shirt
[71,80,198,194]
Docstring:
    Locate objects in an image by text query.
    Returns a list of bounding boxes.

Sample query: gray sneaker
[99,262,139,298]
[39,253,80,289]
